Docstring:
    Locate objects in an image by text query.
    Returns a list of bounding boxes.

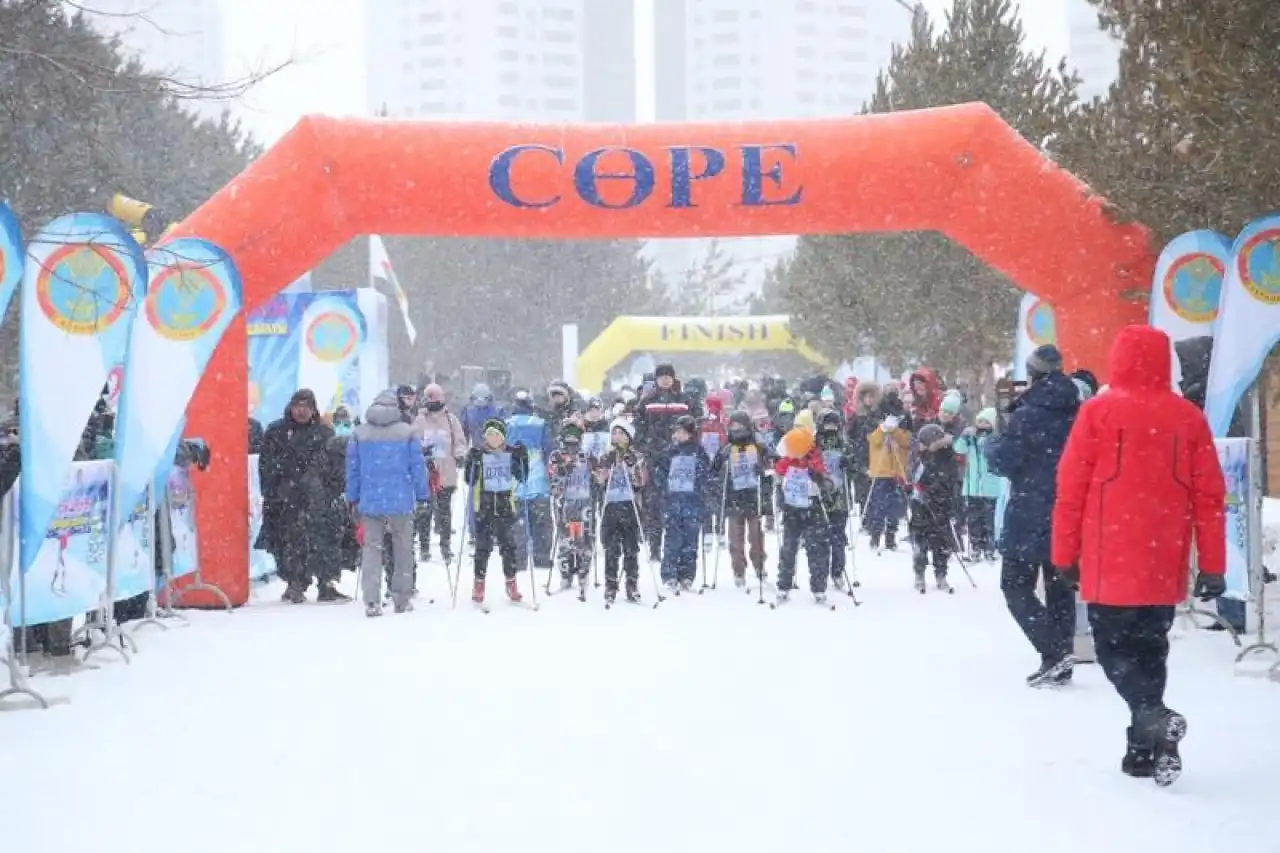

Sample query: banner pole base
[1176,596,1243,646]
[129,594,170,634]
[82,609,135,664]
[1235,581,1278,664]
[0,634,51,711]
[170,571,233,613]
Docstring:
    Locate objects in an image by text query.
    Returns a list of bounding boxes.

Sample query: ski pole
[595,463,617,588]
[521,494,539,609]
[628,475,664,607]
[948,519,977,588]
[708,464,728,591]
[755,472,767,605]
[544,493,560,595]
[451,485,473,609]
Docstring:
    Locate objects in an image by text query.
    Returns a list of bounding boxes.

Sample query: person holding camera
[1051,325,1225,786]
[985,345,1080,687]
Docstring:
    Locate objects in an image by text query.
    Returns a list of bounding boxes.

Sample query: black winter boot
[1121,727,1155,778]
[1138,708,1186,787]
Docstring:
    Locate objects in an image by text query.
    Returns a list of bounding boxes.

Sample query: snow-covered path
[3,540,1279,853]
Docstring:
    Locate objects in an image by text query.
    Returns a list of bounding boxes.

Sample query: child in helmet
[815,409,856,590]
[594,420,647,604]
[652,414,711,593]
[774,427,834,604]
[549,421,596,593]
[710,410,773,587]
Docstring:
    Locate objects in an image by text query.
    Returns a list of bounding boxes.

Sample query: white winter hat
[610,418,635,440]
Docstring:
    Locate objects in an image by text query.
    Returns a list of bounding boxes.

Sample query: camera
[175,439,212,472]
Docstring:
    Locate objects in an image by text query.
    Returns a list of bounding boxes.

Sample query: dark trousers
[1088,604,1176,727]
[964,497,997,554]
[910,519,951,575]
[825,510,848,579]
[661,499,701,583]
[473,511,518,581]
[514,496,555,571]
[1001,558,1076,661]
[642,483,664,562]
[864,479,904,540]
[278,511,338,589]
[416,485,455,556]
[852,471,871,518]
[778,509,830,594]
[600,502,640,586]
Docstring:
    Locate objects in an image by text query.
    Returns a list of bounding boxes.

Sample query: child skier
[815,409,856,590]
[653,414,711,593]
[549,421,595,593]
[773,427,833,604]
[909,423,959,593]
[594,420,647,604]
[463,418,530,605]
[711,410,773,588]
[865,400,911,550]
[953,407,1003,561]
[698,396,728,549]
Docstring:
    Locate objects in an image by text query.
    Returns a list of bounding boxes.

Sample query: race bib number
[605,466,635,504]
[564,465,591,501]
[730,447,759,491]
[822,450,845,489]
[582,431,610,459]
[782,467,811,509]
[482,452,513,493]
[667,454,697,494]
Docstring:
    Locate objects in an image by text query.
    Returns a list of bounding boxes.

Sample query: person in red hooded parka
[1051,325,1226,787]
[907,367,942,425]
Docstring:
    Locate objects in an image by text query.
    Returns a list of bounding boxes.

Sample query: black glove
[1056,564,1080,589]
[622,452,637,467]
[1193,572,1226,602]
[511,443,528,461]
[466,446,483,465]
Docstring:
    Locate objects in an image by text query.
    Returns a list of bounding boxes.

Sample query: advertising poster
[167,466,198,579]
[1216,438,1250,599]
[247,455,276,581]
[4,461,112,627]
[111,487,153,602]
[247,291,369,423]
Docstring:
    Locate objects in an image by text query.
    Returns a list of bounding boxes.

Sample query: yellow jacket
[867,427,910,479]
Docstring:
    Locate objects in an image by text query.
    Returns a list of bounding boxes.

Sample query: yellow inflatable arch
[575,315,831,392]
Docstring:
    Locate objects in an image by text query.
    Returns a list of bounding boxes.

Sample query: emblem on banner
[305,310,359,363]
[1024,300,1056,345]
[145,263,228,341]
[36,244,130,335]
[1163,252,1224,323]
[1238,228,1280,305]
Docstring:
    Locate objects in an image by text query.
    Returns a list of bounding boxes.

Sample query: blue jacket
[506,405,554,499]
[984,373,1080,562]
[461,402,507,448]
[953,431,1005,499]
[346,390,429,516]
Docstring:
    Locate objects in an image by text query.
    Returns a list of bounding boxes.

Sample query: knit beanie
[1026,344,1064,379]
[941,394,963,416]
[483,418,506,438]
[917,423,947,446]
[975,407,997,428]
[793,409,816,432]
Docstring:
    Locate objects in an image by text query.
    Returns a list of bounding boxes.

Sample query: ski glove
[962,426,977,438]
[882,416,900,432]
[1056,565,1080,590]
[1193,572,1226,602]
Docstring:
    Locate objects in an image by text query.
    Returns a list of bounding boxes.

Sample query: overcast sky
[221,0,1068,142]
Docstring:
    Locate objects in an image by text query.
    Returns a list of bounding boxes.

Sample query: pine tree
[1056,1,1280,242]
[784,0,1081,380]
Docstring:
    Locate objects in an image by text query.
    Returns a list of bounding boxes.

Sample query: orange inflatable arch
[170,102,1153,607]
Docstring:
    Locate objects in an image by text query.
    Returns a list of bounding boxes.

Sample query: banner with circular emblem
[1011,292,1055,381]
[1148,229,1230,390]
[109,237,242,600]
[1205,213,1280,436]
[296,293,367,415]
[0,200,23,324]
[19,213,146,577]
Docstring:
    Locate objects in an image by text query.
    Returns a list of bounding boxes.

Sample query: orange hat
[778,427,814,459]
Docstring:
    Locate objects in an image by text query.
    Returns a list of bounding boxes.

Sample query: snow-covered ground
[3,532,1280,853]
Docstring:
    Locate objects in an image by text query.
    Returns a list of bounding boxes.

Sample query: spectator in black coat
[985,344,1081,687]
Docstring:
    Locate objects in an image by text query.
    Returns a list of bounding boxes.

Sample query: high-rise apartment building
[78,0,226,117]
[1064,0,1120,101]
[648,0,909,293]
[365,0,635,122]
[653,0,904,122]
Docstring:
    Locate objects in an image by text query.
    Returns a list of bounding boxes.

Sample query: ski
[813,595,836,611]
[473,601,491,614]
[508,599,540,611]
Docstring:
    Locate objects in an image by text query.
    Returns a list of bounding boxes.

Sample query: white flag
[369,234,417,345]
